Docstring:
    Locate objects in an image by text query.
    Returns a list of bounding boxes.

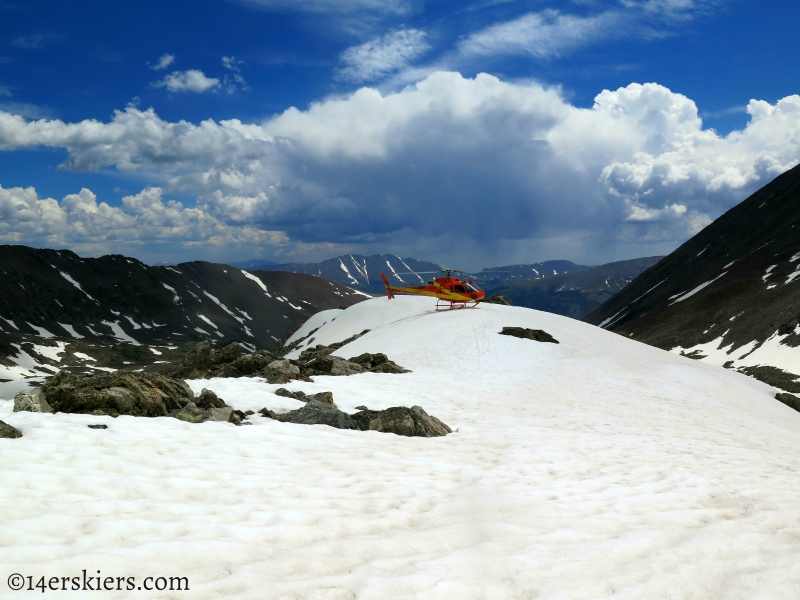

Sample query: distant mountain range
[0,245,368,353]
[228,255,658,318]
[231,254,444,295]
[485,257,664,319]
[584,163,800,388]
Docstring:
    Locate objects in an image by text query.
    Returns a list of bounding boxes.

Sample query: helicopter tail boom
[380,273,395,299]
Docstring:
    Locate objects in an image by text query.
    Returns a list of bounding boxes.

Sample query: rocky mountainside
[584,163,800,384]
[485,257,663,319]
[0,245,368,361]
[234,254,443,295]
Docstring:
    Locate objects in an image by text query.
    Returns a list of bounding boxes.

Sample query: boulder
[13,388,51,413]
[170,402,234,424]
[351,405,451,437]
[41,370,195,418]
[231,350,277,376]
[307,391,335,406]
[263,359,301,384]
[196,388,227,409]
[0,420,22,439]
[211,342,242,366]
[261,399,356,430]
[483,295,513,306]
[499,327,559,344]
[169,340,213,378]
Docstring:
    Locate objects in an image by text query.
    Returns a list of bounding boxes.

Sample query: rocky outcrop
[351,405,451,437]
[39,370,195,417]
[776,392,800,412]
[483,294,513,306]
[263,359,304,384]
[169,342,280,379]
[0,420,22,439]
[260,399,356,430]
[13,388,51,413]
[499,327,559,344]
[261,391,450,437]
[348,353,410,373]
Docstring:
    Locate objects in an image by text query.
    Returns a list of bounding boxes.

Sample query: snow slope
[2,297,800,599]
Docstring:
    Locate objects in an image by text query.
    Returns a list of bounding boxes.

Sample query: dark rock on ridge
[499,327,560,344]
[776,392,800,412]
[482,295,513,306]
[738,366,800,394]
[88,424,108,429]
[0,420,22,438]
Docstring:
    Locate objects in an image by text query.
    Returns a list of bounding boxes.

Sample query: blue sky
[1,0,799,268]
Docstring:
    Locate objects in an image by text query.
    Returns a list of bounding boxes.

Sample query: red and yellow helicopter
[380,269,486,310]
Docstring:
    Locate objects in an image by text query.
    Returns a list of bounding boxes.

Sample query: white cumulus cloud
[2,73,800,265]
[153,69,220,93]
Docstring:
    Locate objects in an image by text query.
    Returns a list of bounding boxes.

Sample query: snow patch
[59,271,98,302]
[101,321,140,346]
[26,323,55,338]
[241,270,272,298]
[203,291,244,324]
[669,272,727,304]
[58,323,84,339]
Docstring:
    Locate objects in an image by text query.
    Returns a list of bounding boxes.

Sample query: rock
[42,370,195,418]
[499,327,559,344]
[206,407,234,422]
[776,392,800,412]
[13,388,51,413]
[264,399,356,430]
[228,410,243,426]
[169,340,213,378]
[355,405,369,411]
[170,402,234,423]
[307,391,335,406]
[211,342,242,366]
[305,355,366,376]
[0,420,22,439]
[351,405,451,437]
[483,294,513,306]
[275,387,307,400]
[232,350,277,375]
[263,359,301,384]
[196,388,227,409]
[88,424,108,430]
[369,361,409,374]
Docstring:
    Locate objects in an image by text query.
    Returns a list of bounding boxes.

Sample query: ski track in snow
[2,297,800,598]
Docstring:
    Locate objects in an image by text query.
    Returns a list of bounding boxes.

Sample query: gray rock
[206,407,235,422]
[275,387,307,400]
[0,420,22,439]
[351,405,451,437]
[307,391,335,406]
[13,388,51,413]
[88,424,108,430]
[263,399,356,430]
[170,401,206,423]
[499,327,559,344]
[42,370,195,417]
[196,388,227,409]
[263,359,301,384]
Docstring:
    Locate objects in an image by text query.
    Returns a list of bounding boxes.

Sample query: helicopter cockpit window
[453,285,467,294]
[465,283,480,292]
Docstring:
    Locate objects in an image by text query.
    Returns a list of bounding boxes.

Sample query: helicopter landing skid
[436,299,480,311]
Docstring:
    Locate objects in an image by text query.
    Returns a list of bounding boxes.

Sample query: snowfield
[2,297,800,598]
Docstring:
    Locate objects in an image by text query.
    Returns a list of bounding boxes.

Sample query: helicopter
[380,269,487,310]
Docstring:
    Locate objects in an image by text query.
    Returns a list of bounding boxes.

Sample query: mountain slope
[485,256,663,318]
[0,245,368,352]
[472,260,591,288]
[242,254,443,295]
[584,163,800,376]
[5,297,799,598]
